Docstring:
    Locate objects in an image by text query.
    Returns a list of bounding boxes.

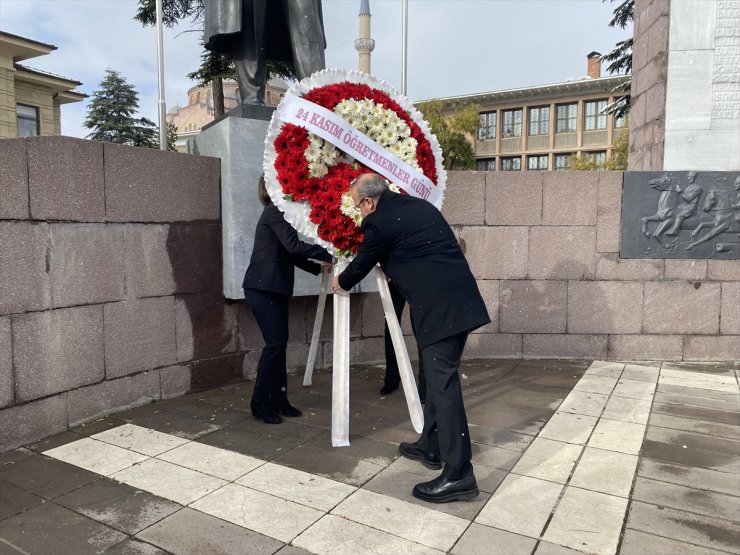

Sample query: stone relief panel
[621,171,740,259]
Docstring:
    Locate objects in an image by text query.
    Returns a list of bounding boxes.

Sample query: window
[476,158,496,171]
[16,104,39,137]
[502,109,522,137]
[501,157,521,171]
[585,151,607,165]
[614,114,626,128]
[527,155,548,170]
[528,106,550,136]
[554,153,572,170]
[556,103,577,133]
[478,111,496,141]
[584,100,607,130]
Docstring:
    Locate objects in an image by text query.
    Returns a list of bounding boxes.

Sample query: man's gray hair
[352,173,388,200]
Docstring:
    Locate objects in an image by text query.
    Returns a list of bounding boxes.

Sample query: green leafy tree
[84,69,158,148]
[602,0,633,119]
[417,100,480,170]
[162,121,179,151]
[572,121,629,171]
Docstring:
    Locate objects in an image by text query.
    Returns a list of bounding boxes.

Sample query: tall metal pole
[156,0,167,150]
[401,0,408,96]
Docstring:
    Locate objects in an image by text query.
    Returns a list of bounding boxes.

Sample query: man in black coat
[332,173,490,503]
[204,0,325,105]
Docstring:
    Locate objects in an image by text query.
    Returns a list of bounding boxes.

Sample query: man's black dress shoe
[398,441,442,470]
[379,382,400,396]
[412,473,479,503]
[250,402,282,424]
[274,400,302,417]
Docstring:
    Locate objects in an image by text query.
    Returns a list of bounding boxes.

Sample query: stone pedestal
[196,112,377,299]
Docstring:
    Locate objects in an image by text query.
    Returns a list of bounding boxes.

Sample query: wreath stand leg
[375,267,424,433]
[303,270,330,387]
[331,259,351,447]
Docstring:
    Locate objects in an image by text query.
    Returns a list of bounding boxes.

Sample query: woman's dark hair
[258,174,271,206]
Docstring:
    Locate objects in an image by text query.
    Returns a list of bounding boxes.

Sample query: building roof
[0,30,57,62]
[13,63,86,103]
[422,74,631,108]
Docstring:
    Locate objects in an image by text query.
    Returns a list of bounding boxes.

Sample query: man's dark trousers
[418,330,472,480]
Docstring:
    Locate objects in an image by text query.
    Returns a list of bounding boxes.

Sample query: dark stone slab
[646,426,740,457]
[272,443,384,487]
[0,221,50,315]
[56,479,181,535]
[118,404,228,440]
[175,292,239,362]
[0,394,68,453]
[0,454,99,498]
[632,476,740,522]
[166,223,222,294]
[103,539,170,555]
[189,353,244,392]
[451,523,536,555]
[50,223,125,307]
[196,426,298,461]
[104,143,220,223]
[0,138,29,219]
[71,417,127,438]
[626,501,740,553]
[0,479,44,520]
[27,136,105,222]
[638,459,740,497]
[13,305,104,402]
[0,502,126,554]
[641,438,740,474]
[0,317,12,408]
[620,529,723,555]
[621,171,740,259]
[135,507,283,555]
[67,371,162,427]
[104,298,177,379]
[26,430,82,453]
[649,413,740,440]
[534,542,586,555]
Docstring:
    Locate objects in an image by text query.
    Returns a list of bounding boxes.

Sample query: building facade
[433,54,630,171]
[166,78,287,153]
[0,31,85,139]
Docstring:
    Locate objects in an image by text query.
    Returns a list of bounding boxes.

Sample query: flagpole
[401,0,408,96]
[156,0,167,150]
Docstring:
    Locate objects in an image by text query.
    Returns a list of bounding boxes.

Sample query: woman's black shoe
[250,402,282,424]
[274,400,302,417]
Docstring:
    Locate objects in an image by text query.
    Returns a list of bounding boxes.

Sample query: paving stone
[175,292,239,361]
[104,143,220,222]
[45,437,148,476]
[442,171,485,225]
[649,413,740,440]
[0,317,12,408]
[542,171,597,225]
[157,440,263,481]
[485,171,542,225]
[119,404,232,440]
[476,473,563,538]
[294,514,444,555]
[528,226,596,280]
[588,419,646,455]
[0,453,100,498]
[0,502,126,554]
[573,374,619,395]
[511,437,582,483]
[272,443,385,487]
[93,424,189,457]
[332,489,469,552]
[0,479,44,520]
[103,539,170,555]
[500,280,567,333]
[557,390,609,417]
[638,459,740,497]
[626,501,740,553]
[451,523,536,555]
[620,529,727,555]
[543,487,628,555]
[602,396,653,424]
[276,546,312,555]
[196,426,300,462]
[568,281,643,334]
[640,432,740,474]
[632,476,740,523]
[27,136,105,221]
[104,297,177,379]
[55,478,181,535]
[50,223,125,307]
[569,447,638,497]
[613,378,656,400]
[461,226,529,279]
[622,363,661,383]
[135,507,284,555]
[651,402,740,427]
[646,426,740,458]
[661,362,736,375]
[643,282,721,335]
[534,541,587,555]
[0,221,50,315]
[0,138,29,219]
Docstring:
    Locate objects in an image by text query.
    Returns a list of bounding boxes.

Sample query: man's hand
[320,262,333,274]
[332,276,345,293]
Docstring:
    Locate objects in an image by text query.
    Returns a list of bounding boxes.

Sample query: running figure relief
[622,171,740,260]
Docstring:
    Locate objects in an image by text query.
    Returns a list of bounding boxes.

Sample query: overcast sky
[0,0,631,138]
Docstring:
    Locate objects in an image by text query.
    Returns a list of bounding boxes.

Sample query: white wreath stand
[303,262,424,447]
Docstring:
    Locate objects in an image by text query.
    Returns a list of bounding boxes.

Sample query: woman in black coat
[243,176,332,424]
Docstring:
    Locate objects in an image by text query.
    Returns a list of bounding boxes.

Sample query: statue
[204,0,326,106]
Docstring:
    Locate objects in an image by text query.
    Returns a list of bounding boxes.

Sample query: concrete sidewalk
[0,359,738,555]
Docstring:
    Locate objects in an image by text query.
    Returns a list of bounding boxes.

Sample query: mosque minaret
[355,0,375,73]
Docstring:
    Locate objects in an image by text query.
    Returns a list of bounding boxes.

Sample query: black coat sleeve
[338,218,388,291]
[293,256,322,275]
[267,206,333,263]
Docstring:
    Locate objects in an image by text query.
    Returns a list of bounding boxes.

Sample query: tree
[417,100,480,170]
[84,69,158,148]
[571,121,629,171]
[602,0,634,119]
[162,121,179,151]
